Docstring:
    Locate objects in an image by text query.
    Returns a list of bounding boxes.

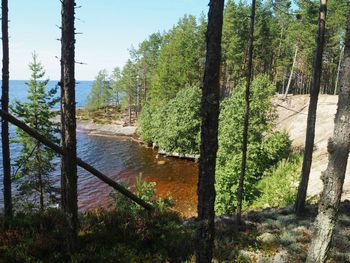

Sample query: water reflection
[76,133,198,217]
[0,130,198,217]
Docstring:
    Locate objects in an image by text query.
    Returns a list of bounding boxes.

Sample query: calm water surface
[0,81,198,217]
[76,133,198,217]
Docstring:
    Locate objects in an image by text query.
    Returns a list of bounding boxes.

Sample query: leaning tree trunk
[1,0,12,220]
[295,0,328,215]
[236,0,256,225]
[306,10,350,262]
[61,0,78,252]
[334,46,344,95]
[195,0,224,262]
[283,45,298,99]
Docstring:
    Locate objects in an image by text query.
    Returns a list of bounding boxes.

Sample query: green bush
[252,154,302,209]
[139,86,201,154]
[0,178,194,262]
[215,75,291,215]
[109,174,174,214]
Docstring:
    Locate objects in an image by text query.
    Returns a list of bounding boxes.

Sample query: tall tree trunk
[1,0,12,220]
[36,146,44,211]
[61,0,78,252]
[295,0,328,215]
[236,0,256,225]
[195,0,224,262]
[334,46,344,95]
[283,45,298,99]
[128,95,131,125]
[306,11,350,262]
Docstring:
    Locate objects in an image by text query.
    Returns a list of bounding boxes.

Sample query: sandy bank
[275,94,350,200]
[76,120,137,137]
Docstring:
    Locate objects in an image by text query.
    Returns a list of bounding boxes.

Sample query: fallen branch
[0,109,154,211]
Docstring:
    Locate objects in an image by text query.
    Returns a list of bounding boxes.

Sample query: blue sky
[7,0,209,80]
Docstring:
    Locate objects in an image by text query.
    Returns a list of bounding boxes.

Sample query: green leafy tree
[109,67,122,107]
[134,33,163,102]
[150,15,205,104]
[158,87,201,154]
[215,75,291,215]
[86,69,111,111]
[139,86,201,154]
[119,60,140,121]
[11,53,59,211]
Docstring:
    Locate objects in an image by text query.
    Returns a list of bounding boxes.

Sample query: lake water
[0,80,198,217]
[7,80,92,108]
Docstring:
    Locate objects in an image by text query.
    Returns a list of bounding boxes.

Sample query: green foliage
[139,86,201,154]
[215,75,291,215]
[109,66,122,107]
[11,53,60,211]
[252,154,302,209]
[0,178,193,262]
[109,174,174,214]
[86,69,111,111]
[150,15,205,104]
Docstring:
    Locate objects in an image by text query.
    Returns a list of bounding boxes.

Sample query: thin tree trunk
[334,46,344,95]
[283,45,298,99]
[1,0,12,220]
[306,11,350,262]
[295,0,328,215]
[195,0,224,262]
[236,0,256,225]
[128,95,131,125]
[61,0,78,252]
[36,146,44,211]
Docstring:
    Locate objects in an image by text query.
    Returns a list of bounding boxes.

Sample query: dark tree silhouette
[236,0,256,225]
[61,0,78,251]
[195,0,224,262]
[306,8,350,262]
[295,0,328,215]
[1,0,12,220]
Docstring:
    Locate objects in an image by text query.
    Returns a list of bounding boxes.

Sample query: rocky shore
[76,120,137,137]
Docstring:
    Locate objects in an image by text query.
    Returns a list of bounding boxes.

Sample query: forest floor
[274,94,350,201]
[210,200,350,262]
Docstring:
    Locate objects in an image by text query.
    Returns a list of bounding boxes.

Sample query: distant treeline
[92,0,346,116]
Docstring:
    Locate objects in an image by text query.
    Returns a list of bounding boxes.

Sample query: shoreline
[76,119,137,137]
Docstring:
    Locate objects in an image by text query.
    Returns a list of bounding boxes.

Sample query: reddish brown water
[76,133,198,217]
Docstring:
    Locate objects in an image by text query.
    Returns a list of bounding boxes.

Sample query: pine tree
[295,0,328,215]
[86,69,111,111]
[306,7,350,262]
[61,0,78,252]
[195,0,224,262]
[236,0,256,225]
[110,67,122,107]
[11,53,59,211]
[2,0,12,220]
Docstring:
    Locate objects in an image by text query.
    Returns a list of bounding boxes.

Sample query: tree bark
[1,0,12,220]
[236,0,256,225]
[61,0,78,251]
[195,1,224,262]
[306,10,350,262]
[295,0,328,215]
[128,95,131,125]
[283,45,298,99]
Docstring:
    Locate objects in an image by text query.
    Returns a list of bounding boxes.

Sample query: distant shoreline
[52,106,137,137]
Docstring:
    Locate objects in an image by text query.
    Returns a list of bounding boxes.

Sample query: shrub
[251,154,302,209]
[139,86,201,154]
[215,75,291,215]
[1,177,194,262]
[109,174,174,214]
